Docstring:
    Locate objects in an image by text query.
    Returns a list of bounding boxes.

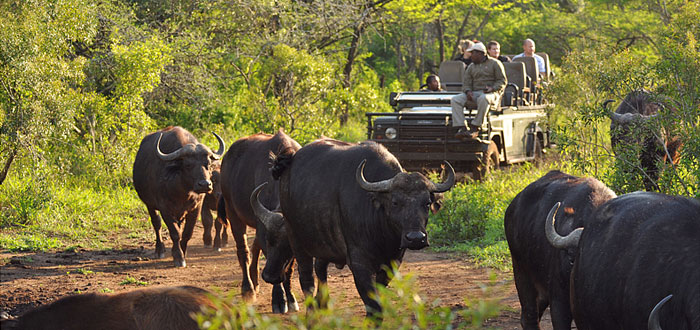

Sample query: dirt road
[1,224,554,329]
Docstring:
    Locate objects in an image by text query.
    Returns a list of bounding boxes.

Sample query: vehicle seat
[503,62,531,106]
[438,61,466,92]
[512,56,539,104]
[536,52,551,81]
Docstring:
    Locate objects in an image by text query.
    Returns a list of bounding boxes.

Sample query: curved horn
[250,182,283,230]
[545,202,583,249]
[429,161,456,193]
[211,132,225,159]
[610,112,644,125]
[603,99,615,110]
[356,159,395,193]
[155,132,185,161]
[648,294,672,330]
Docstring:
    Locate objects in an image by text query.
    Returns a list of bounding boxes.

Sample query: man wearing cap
[451,42,507,139]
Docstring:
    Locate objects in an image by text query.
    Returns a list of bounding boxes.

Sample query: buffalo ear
[430,201,442,214]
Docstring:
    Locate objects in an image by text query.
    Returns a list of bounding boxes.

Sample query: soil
[0,224,555,329]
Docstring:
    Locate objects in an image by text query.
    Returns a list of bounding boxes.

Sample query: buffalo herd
[6,98,697,328]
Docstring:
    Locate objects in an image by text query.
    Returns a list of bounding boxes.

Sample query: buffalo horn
[429,161,456,193]
[648,294,672,330]
[211,132,225,159]
[250,182,283,230]
[356,159,395,192]
[545,202,583,249]
[155,133,185,161]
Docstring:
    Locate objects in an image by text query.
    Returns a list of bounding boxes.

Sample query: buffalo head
[356,159,455,250]
[250,182,295,285]
[156,132,225,194]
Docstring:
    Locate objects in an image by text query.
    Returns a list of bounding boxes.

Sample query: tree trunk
[452,6,473,60]
[0,144,18,186]
[341,21,365,125]
[436,10,445,64]
[471,11,491,40]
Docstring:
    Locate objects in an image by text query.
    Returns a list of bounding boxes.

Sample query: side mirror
[389,92,398,107]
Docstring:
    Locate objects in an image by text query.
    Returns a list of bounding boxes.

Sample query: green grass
[0,174,150,252]
[428,158,582,271]
[119,276,148,286]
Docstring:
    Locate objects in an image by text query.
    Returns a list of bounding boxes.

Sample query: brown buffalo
[133,126,224,267]
[607,90,682,190]
[219,130,301,313]
[0,286,218,330]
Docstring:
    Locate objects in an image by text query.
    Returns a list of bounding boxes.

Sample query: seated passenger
[450,42,506,139]
[420,75,443,91]
[454,39,474,66]
[487,40,511,63]
[512,38,546,77]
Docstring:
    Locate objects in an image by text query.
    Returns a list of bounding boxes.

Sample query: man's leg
[450,92,468,128]
[471,91,499,128]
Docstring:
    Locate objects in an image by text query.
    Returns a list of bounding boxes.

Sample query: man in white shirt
[512,39,546,78]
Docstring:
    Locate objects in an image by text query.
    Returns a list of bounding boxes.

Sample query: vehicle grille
[399,126,448,140]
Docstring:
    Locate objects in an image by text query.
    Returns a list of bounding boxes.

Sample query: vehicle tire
[472,141,500,181]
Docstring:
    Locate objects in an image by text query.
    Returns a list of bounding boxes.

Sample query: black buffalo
[133,126,224,267]
[547,192,700,329]
[607,90,682,191]
[504,170,616,330]
[218,130,300,313]
[270,138,454,315]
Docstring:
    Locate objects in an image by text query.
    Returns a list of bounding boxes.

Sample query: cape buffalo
[271,138,454,316]
[218,130,300,313]
[504,170,616,330]
[133,126,224,267]
[547,192,700,330]
[0,286,218,330]
[607,90,682,191]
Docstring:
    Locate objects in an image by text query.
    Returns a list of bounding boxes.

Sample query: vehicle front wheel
[472,141,500,181]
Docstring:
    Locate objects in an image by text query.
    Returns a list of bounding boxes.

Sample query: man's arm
[491,60,507,93]
[462,65,473,94]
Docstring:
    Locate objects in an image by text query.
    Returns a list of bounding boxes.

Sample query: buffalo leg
[314,259,330,308]
[148,207,165,259]
[201,206,214,247]
[250,240,261,291]
[230,212,255,301]
[284,260,299,312]
[295,252,316,304]
[213,198,228,251]
[180,209,198,259]
[549,292,573,330]
[512,258,543,330]
[349,262,381,318]
[163,216,186,267]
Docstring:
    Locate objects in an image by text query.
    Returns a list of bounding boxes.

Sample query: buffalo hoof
[155,251,165,259]
[174,259,186,268]
[288,300,300,312]
[203,236,212,247]
[271,300,288,314]
[241,289,256,303]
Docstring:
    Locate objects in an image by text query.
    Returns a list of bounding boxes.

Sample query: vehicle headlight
[385,127,397,139]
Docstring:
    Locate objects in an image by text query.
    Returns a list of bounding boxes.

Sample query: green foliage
[195,266,503,329]
[120,276,148,286]
[428,161,576,270]
[0,173,149,251]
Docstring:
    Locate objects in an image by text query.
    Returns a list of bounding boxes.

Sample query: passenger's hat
[467,42,487,53]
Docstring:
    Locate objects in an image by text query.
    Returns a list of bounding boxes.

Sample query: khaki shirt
[462,57,507,94]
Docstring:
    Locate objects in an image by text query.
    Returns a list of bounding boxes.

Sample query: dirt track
[1,223,555,329]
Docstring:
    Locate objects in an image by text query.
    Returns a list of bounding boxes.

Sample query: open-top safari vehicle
[366,53,553,180]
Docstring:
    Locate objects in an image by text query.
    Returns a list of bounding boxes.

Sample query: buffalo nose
[196,180,213,191]
[406,231,426,242]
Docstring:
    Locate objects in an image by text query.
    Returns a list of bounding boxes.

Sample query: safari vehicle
[365,53,553,180]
